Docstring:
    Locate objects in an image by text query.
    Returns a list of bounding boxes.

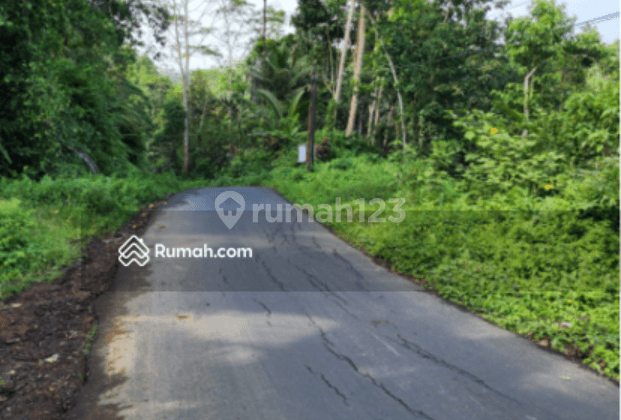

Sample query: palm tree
[246,42,314,108]
[244,41,314,148]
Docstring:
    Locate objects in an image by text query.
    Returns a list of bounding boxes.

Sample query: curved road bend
[67,186,619,420]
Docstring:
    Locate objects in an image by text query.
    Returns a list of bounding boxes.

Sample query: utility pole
[306,64,317,172]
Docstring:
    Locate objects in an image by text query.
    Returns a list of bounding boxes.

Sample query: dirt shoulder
[0,193,173,420]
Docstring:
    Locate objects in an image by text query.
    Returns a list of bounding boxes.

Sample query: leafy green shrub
[0,170,214,299]
[191,129,230,179]
[547,64,620,167]
[451,110,569,198]
[0,199,36,283]
[226,149,273,178]
[553,157,620,231]
[325,129,380,156]
[328,157,353,171]
[269,154,618,380]
[151,100,185,174]
[428,139,467,178]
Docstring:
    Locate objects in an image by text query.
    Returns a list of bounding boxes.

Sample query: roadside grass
[263,155,620,381]
[0,198,82,297]
[264,155,398,206]
[0,154,617,381]
[0,171,209,300]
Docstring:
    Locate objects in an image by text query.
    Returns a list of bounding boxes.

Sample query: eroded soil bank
[0,193,173,420]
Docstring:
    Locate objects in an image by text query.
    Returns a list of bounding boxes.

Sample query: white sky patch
[489,0,619,44]
[139,0,618,74]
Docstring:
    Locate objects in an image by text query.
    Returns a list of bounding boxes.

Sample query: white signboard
[298,144,316,163]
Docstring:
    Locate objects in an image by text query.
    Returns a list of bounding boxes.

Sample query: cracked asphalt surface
[66,187,619,420]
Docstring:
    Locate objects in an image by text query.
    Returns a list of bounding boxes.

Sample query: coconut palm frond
[256,88,284,120]
[287,88,306,119]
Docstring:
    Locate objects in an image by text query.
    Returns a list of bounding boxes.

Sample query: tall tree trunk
[369,82,383,143]
[183,1,191,174]
[383,103,394,148]
[368,13,406,155]
[367,39,381,137]
[169,0,217,174]
[334,0,355,104]
[367,100,375,136]
[374,83,382,126]
[174,7,190,175]
[346,5,365,137]
[327,26,334,88]
[358,113,362,135]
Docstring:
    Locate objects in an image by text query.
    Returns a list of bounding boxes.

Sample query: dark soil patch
[0,193,174,420]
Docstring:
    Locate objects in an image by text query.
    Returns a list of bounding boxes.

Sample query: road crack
[305,313,335,347]
[327,296,359,320]
[289,261,332,293]
[332,250,365,282]
[257,256,286,291]
[306,365,349,406]
[322,343,436,419]
[254,299,272,317]
[392,334,521,404]
[253,299,272,327]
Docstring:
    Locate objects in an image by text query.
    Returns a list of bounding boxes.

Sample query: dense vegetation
[0,0,618,380]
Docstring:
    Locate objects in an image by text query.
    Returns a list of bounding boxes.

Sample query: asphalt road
[67,187,619,420]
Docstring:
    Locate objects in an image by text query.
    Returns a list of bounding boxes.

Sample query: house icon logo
[118,235,150,267]
[215,191,245,229]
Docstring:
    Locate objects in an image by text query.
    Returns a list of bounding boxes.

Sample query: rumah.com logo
[118,234,252,267]
[117,189,404,266]
[118,235,150,267]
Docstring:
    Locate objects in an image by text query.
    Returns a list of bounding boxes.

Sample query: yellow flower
[567,300,572,303]
[544,185,553,190]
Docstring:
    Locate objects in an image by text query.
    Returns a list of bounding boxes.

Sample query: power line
[575,12,619,27]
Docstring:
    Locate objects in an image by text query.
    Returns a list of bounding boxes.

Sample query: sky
[146,0,620,75]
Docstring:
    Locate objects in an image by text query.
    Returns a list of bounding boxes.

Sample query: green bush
[0,199,36,282]
[0,170,213,299]
[267,153,619,381]
[226,149,273,179]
